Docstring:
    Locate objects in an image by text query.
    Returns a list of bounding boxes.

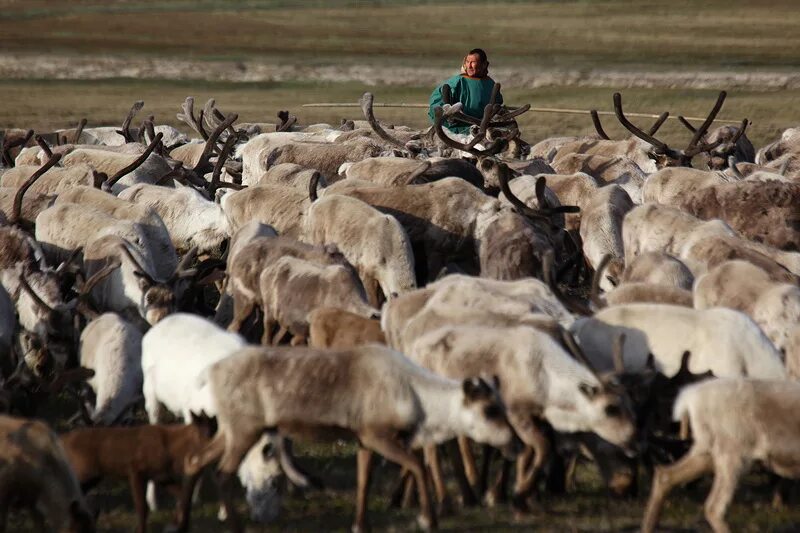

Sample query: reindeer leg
[424,444,452,516]
[513,437,548,514]
[214,429,263,533]
[354,447,373,533]
[458,437,479,489]
[487,458,511,507]
[271,325,288,346]
[389,468,411,508]
[173,471,202,532]
[364,276,381,309]
[228,297,254,335]
[641,449,713,533]
[360,431,436,531]
[261,308,276,345]
[128,470,148,533]
[0,492,8,533]
[445,439,478,507]
[401,467,418,508]
[478,444,495,497]
[704,455,743,533]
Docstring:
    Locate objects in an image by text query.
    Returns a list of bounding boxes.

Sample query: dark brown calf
[60,414,215,533]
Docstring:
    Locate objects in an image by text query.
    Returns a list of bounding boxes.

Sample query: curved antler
[208,134,238,194]
[34,135,53,158]
[117,101,144,143]
[276,110,297,133]
[614,93,680,159]
[432,105,505,156]
[359,92,414,152]
[117,243,154,284]
[2,129,34,167]
[647,112,670,136]
[176,97,208,140]
[192,113,238,177]
[11,152,61,224]
[590,110,610,140]
[103,131,164,190]
[173,246,199,280]
[728,118,749,146]
[686,90,726,153]
[18,271,56,315]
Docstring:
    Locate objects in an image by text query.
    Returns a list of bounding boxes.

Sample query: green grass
[1,1,799,69]
[8,434,800,532]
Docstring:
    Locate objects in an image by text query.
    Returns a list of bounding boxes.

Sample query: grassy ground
[8,433,800,532]
[1,1,800,69]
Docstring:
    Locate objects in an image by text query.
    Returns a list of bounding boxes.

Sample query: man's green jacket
[428,74,504,135]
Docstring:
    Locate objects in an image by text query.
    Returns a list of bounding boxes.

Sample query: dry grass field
[3,1,800,531]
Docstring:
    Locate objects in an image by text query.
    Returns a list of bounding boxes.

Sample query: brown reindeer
[60,413,216,533]
[0,414,94,532]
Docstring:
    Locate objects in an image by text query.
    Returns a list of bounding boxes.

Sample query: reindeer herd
[0,85,799,533]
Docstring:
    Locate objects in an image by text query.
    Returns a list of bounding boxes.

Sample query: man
[428,48,504,135]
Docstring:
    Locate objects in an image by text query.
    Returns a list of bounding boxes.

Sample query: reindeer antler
[117,101,144,143]
[177,97,208,140]
[359,92,417,153]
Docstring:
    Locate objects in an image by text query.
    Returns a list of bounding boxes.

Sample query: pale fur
[79,313,143,425]
[304,194,416,305]
[61,148,173,194]
[202,343,515,450]
[643,379,800,533]
[220,184,309,238]
[407,324,635,446]
[621,251,694,290]
[0,164,96,195]
[119,183,231,254]
[570,303,786,379]
[551,152,646,202]
[694,260,800,357]
[580,185,634,290]
[140,313,283,521]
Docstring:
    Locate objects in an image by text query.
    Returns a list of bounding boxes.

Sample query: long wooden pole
[301,102,740,124]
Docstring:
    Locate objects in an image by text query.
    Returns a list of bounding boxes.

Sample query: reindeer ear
[578,382,600,399]
[462,377,481,400]
[132,270,153,291]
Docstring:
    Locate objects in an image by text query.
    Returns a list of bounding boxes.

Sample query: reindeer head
[17,271,80,369]
[559,329,637,453]
[118,244,197,325]
[460,376,521,458]
[239,434,283,524]
[613,91,744,170]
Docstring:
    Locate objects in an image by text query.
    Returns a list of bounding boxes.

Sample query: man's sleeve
[428,77,461,124]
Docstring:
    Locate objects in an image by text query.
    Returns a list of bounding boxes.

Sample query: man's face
[464,53,484,77]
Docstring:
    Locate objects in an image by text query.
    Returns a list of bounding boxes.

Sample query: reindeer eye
[483,404,503,420]
[605,404,622,417]
[261,442,274,458]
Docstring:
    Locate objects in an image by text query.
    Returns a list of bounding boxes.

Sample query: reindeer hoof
[436,497,454,517]
[416,513,435,531]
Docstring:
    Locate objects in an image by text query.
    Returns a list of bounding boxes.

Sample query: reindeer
[0,414,94,532]
[185,344,519,532]
[61,414,217,533]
